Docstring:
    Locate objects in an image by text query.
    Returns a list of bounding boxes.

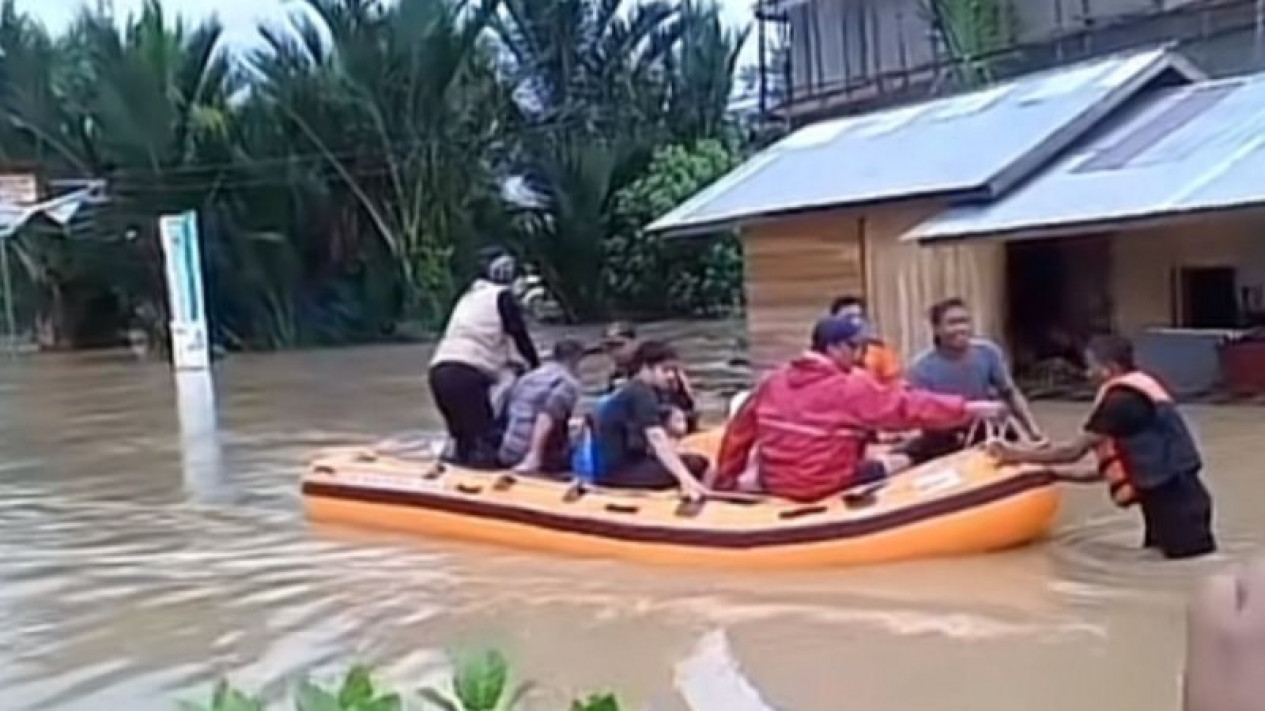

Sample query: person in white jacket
[427,250,539,468]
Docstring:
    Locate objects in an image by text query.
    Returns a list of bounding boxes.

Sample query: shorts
[1138,472,1217,560]
[605,453,710,490]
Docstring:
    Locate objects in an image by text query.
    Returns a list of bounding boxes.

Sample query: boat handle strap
[674,496,705,518]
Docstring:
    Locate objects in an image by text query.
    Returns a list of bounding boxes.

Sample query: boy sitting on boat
[988,334,1216,560]
[711,316,1006,503]
[590,340,710,498]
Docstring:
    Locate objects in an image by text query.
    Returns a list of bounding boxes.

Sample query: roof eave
[651,186,991,239]
[983,47,1205,200]
[907,198,1265,246]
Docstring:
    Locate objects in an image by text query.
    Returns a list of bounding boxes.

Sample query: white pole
[0,237,15,357]
[158,211,210,371]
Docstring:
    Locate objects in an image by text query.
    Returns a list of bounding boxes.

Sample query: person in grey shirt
[499,339,586,474]
[903,297,1045,463]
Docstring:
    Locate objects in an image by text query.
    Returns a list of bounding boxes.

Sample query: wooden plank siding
[739,203,1007,372]
[742,214,864,369]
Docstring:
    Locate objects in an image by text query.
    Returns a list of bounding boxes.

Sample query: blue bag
[571,394,615,483]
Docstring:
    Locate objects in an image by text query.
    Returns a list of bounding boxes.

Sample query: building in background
[753,0,1265,126]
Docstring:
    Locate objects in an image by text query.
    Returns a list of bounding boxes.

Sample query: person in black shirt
[601,322,700,432]
[596,340,709,497]
[990,334,1215,559]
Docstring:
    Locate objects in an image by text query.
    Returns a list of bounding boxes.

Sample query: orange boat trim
[301,470,1052,549]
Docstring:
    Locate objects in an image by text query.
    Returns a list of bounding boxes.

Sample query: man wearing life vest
[829,295,903,385]
[427,250,540,468]
[712,316,1006,503]
[990,334,1215,560]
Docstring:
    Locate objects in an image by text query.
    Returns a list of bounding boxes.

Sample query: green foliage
[605,139,744,317]
[921,0,1016,88]
[178,680,266,711]
[0,0,749,349]
[177,653,621,711]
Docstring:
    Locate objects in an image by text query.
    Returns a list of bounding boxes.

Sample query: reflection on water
[0,320,1260,711]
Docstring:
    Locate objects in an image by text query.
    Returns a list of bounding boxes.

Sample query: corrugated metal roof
[648,47,1200,236]
[908,71,1265,242]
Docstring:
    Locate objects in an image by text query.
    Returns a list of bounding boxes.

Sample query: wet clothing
[595,379,709,489]
[1083,370,1214,559]
[597,380,662,476]
[498,361,581,471]
[428,361,499,468]
[714,352,971,503]
[428,279,539,468]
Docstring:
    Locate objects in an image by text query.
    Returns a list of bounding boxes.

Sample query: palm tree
[248,0,510,325]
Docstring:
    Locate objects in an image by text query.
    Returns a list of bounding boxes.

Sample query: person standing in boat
[901,297,1045,463]
[601,322,699,433]
[428,250,540,468]
[989,334,1216,560]
[498,338,586,475]
[712,317,1006,503]
[829,295,903,385]
[595,340,709,497]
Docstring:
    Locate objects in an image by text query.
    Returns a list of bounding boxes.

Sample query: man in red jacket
[712,317,1006,502]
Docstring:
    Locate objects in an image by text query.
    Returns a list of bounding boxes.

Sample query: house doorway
[1005,235,1113,376]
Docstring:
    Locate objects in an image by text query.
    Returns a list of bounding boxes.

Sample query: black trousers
[1139,472,1216,560]
[427,361,499,469]
[605,453,710,490]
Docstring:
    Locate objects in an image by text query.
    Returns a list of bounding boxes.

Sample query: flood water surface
[0,321,1261,711]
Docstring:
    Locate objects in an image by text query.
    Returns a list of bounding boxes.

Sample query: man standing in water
[903,297,1044,461]
[428,250,540,468]
[990,334,1215,560]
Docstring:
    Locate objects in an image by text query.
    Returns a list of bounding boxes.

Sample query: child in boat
[663,406,690,442]
[989,333,1215,560]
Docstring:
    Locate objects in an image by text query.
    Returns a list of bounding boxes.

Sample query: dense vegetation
[0,0,751,351]
[180,649,623,711]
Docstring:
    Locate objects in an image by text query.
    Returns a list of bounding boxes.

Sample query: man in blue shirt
[904,297,1044,462]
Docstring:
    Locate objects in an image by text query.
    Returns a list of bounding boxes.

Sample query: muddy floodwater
[0,320,1261,711]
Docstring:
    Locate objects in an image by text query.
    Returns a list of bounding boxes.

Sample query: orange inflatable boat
[302,430,1061,570]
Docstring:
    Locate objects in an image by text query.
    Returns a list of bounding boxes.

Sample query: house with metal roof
[905,69,1265,395]
[649,47,1199,367]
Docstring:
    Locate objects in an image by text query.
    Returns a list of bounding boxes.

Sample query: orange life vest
[858,340,903,385]
[1090,371,1172,508]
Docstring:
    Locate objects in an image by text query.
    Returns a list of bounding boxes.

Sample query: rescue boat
[302,428,1061,570]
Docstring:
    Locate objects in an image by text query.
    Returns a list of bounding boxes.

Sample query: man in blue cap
[713,316,1005,502]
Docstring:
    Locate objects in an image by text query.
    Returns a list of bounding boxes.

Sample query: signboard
[0,174,39,206]
[158,211,210,371]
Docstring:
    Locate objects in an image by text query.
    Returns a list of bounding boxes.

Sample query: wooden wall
[739,203,1006,371]
[865,204,1007,361]
[1112,210,1265,335]
[742,214,864,369]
